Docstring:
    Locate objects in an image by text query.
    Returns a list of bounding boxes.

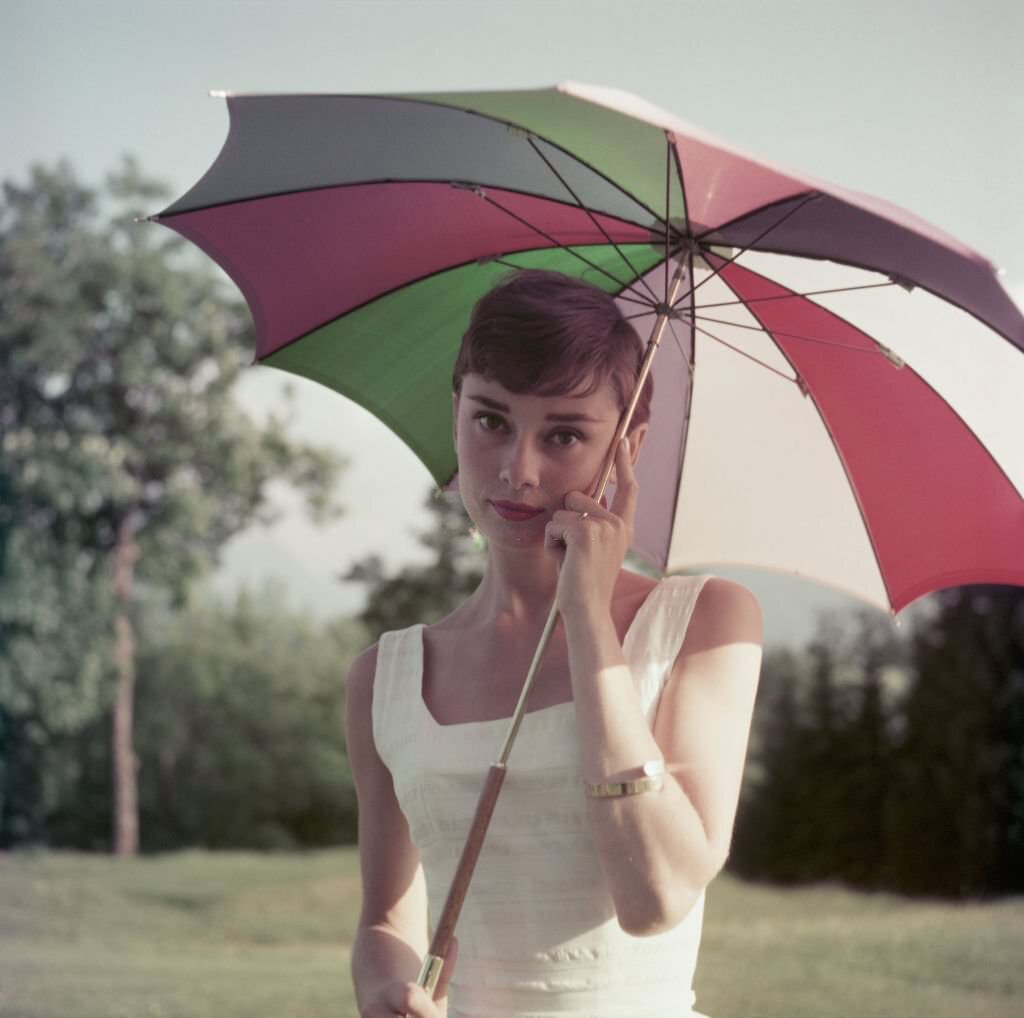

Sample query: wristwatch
[585,759,666,798]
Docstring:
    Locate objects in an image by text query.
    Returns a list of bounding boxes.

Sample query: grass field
[1,848,1021,1017]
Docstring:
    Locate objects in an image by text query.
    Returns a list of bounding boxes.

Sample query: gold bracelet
[585,759,665,798]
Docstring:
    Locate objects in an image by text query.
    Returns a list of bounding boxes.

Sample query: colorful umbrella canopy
[155,83,1024,613]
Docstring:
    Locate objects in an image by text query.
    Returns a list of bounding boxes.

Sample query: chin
[479,514,548,549]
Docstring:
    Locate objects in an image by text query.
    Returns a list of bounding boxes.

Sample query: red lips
[490,500,545,522]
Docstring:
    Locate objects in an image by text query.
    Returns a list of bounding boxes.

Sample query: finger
[610,435,639,526]
[562,490,605,518]
[383,981,434,1017]
[546,511,597,551]
[549,505,599,535]
[545,510,584,543]
[544,516,570,550]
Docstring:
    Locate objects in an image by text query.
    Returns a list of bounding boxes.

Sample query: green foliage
[1,159,344,595]
[887,586,1024,896]
[733,610,908,888]
[345,490,483,639]
[5,584,368,853]
[0,160,347,848]
[732,590,1024,898]
[130,589,367,851]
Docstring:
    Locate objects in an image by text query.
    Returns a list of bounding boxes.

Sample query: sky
[5,0,1022,647]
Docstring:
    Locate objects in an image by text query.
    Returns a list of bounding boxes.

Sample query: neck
[465,541,560,629]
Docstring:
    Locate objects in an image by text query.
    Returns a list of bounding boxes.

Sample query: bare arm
[564,577,762,935]
[549,436,762,934]
[346,645,456,1016]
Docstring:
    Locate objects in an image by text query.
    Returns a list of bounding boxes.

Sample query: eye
[473,411,507,433]
[548,428,583,448]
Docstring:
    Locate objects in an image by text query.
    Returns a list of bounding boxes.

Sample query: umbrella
[153,82,1024,615]
[152,83,1024,992]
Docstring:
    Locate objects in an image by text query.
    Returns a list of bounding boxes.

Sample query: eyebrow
[466,393,607,424]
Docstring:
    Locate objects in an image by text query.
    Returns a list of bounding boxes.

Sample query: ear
[626,422,649,465]
[451,391,460,447]
[609,422,649,484]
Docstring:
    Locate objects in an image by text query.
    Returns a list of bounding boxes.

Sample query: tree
[129,587,367,850]
[732,592,1024,899]
[729,646,810,881]
[889,586,1024,896]
[0,529,114,846]
[345,490,483,640]
[0,160,344,853]
[730,610,908,888]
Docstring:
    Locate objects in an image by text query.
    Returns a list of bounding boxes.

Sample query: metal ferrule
[416,953,445,995]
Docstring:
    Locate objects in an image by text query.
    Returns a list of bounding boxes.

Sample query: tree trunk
[112,514,139,856]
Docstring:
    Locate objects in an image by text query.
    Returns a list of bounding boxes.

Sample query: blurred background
[2,2,1022,1015]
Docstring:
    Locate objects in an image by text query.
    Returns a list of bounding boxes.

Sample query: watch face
[642,759,666,778]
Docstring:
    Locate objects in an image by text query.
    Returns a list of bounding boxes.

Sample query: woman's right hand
[360,982,440,1017]
[361,940,458,1017]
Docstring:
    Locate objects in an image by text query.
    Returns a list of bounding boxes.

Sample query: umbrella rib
[161,176,661,235]
[622,308,668,322]
[390,93,669,224]
[662,244,699,571]
[668,131,691,230]
[477,191,656,306]
[665,313,694,378]
[680,192,821,304]
[621,279,696,375]
[695,280,897,311]
[689,319,799,384]
[488,255,544,273]
[489,255,660,312]
[693,313,906,361]
[664,134,672,302]
[607,290,657,311]
[525,137,661,305]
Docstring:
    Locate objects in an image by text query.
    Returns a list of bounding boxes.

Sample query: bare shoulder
[655,577,763,741]
[345,642,381,715]
[680,576,763,658]
[344,642,392,785]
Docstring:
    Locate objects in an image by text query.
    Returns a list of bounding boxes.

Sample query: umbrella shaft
[417,763,507,994]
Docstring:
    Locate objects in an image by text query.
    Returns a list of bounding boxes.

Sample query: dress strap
[371,624,424,768]
[624,574,711,724]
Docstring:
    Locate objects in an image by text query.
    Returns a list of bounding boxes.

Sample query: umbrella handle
[416,603,560,996]
[415,762,507,996]
[415,262,689,999]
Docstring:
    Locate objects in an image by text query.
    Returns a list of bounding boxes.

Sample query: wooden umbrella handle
[415,762,507,996]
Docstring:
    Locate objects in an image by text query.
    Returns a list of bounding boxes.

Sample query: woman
[347,270,763,1017]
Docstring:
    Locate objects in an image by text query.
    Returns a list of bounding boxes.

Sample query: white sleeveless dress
[372,574,712,1018]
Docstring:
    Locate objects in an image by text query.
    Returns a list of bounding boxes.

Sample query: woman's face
[453,372,631,549]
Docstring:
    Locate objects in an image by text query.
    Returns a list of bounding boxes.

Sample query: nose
[499,436,540,490]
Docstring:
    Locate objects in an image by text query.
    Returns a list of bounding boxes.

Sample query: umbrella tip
[209,89,232,99]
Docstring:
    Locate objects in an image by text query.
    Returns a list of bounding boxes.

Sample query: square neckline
[415,577,671,729]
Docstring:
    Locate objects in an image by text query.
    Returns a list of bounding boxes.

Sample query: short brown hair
[453,270,652,428]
